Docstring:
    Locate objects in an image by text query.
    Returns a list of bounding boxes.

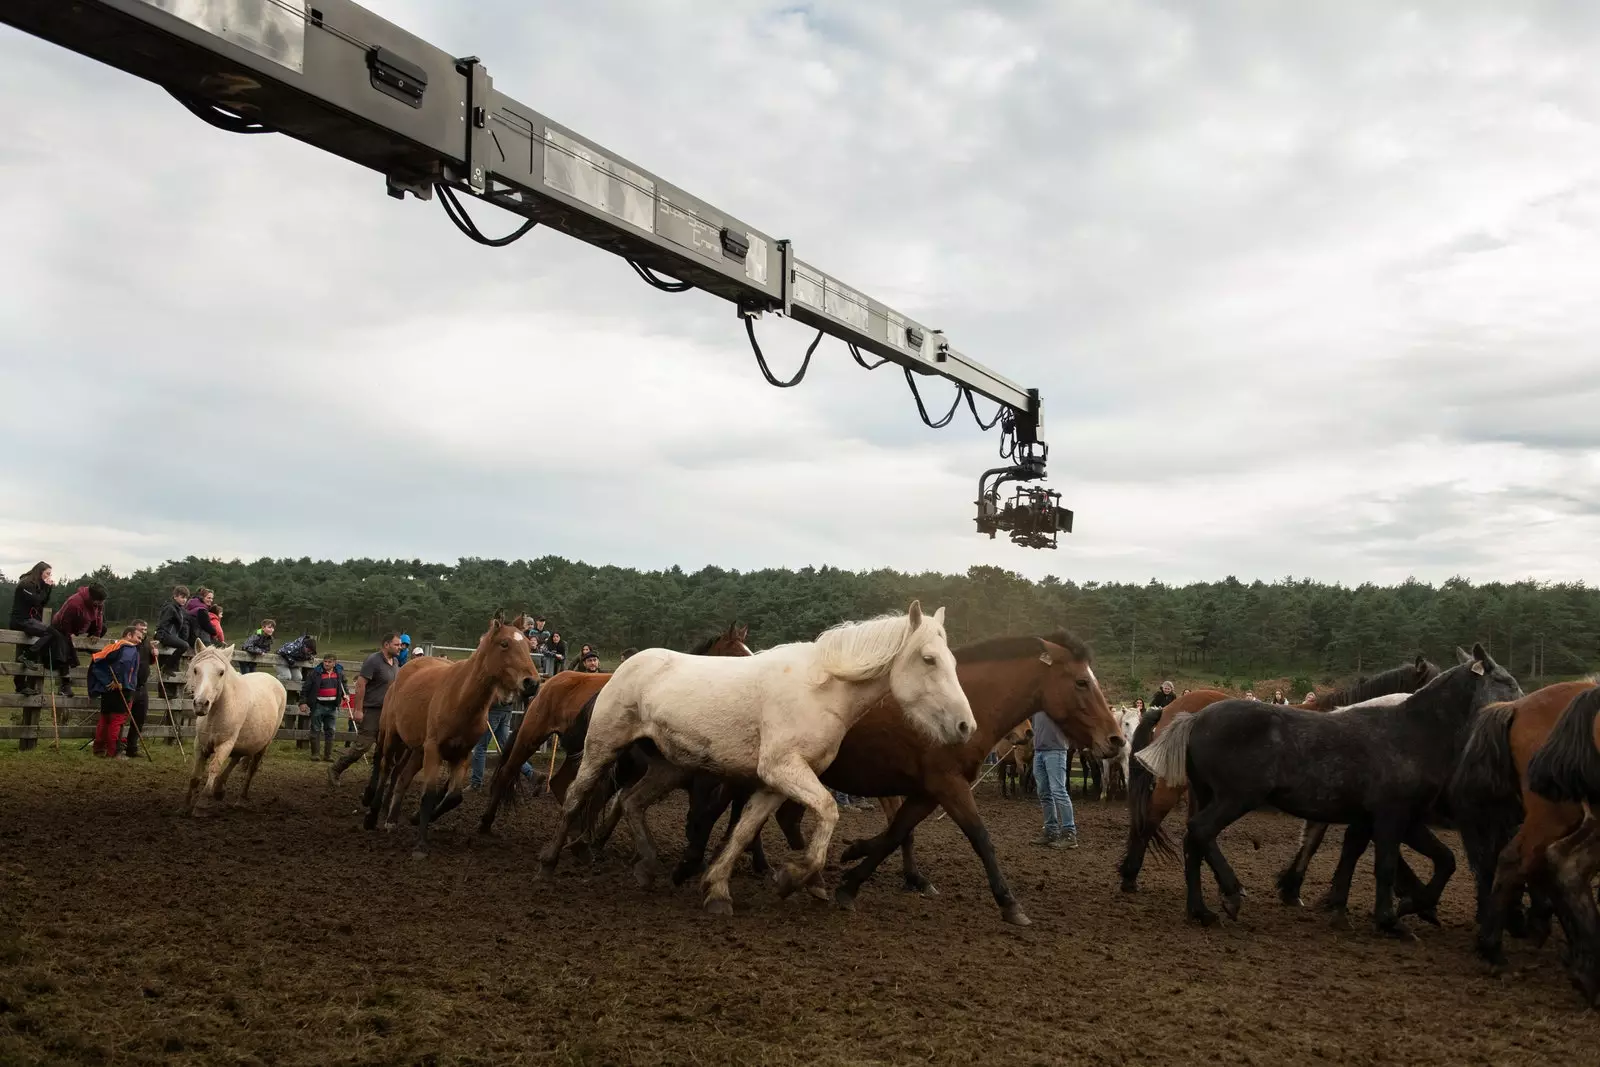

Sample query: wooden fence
[0,627,379,749]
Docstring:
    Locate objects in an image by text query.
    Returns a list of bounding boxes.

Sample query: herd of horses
[173,608,1600,1008]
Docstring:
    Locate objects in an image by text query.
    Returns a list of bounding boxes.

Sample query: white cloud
[4,1,1600,587]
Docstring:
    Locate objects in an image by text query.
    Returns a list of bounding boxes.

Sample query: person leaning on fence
[238,618,275,673]
[275,632,317,681]
[47,581,108,699]
[328,632,402,785]
[299,652,347,762]
[88,623,143,759]
[8,561,62,696]
[155,584,194,674]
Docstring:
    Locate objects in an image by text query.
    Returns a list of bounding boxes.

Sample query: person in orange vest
[88,623,143,759]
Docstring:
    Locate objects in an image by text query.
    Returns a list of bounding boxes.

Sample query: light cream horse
[540,600,977,916]
[183,643,288,815]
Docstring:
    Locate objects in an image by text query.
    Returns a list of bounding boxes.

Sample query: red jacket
[52,586,105,638]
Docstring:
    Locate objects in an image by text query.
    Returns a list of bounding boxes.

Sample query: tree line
[3,557,1594,693]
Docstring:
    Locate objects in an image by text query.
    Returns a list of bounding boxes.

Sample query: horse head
[478,615,541,704]
[709,622,753,657]
[186,643,236,716]
[1035,631,1124,760]
[1464,642,1522,709]
[886,601,976,747]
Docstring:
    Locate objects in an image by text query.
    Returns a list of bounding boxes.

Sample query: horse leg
[410,746,449,859]
[833,795,938,912]
[1545,816,1600,1005]
[236,750,266,804]
[1183,789,1249,926]
[1314,823,1371,927]
[537,726,633,876]
[1119,780,1181,894]
[1276,822,1328,907]
[380,747,424,831]
[195,738,236,813]
[183,741,212,816]
[427,760,471,822]
[756,756,838,901]
[931,776,1030,925]
[1370,816,1410,937]
[875,796,934,896]
[1477,808,1577,967]
[674,778,732,886]
[619,758,692,889]
[1393,822,1455,928]
[702,789,787,916]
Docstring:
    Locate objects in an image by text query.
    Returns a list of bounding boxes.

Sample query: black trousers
[122,689,149,757]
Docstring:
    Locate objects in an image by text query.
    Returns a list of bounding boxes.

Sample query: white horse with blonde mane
[539,600,976,915]
[183,644,288,815]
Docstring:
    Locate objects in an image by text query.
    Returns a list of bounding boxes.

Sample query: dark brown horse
[1456,680,1600,1000]
[363,613,540,855]
[670,631,1124,925]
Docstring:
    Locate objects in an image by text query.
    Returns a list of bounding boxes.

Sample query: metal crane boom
[1,0,1071,546]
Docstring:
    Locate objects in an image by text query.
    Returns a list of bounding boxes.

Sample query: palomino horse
[183,643,288,815]
[476,624,753,835]
[676,631,1124,925]
[1119,655,1439,896]
[1451,679,1595,983]
[1100,705,1143,801]
[363,614,540,855]
[540,602,976,916]
[1136,646,1520,934]
[996,725,1033,799]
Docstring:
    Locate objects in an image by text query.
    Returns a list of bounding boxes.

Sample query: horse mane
[955,629,1091,665]
[813,612,918,682]
[1311,656,1438,711]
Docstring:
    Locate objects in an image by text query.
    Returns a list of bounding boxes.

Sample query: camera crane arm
[2,0,1070,547]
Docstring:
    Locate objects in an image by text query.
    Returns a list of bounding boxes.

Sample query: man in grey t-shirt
[329,631,402,785]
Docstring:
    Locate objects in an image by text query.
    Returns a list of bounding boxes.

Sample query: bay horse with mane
[476,624,753,836]
[669,630,1124,924]
[540,602,976,916]
[1136,645,1519,934]
[1455,680,1600,1004]
[362,612,540,856]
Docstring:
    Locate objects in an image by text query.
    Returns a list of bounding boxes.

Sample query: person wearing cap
[396,634,412,667]
[578,648,601,673]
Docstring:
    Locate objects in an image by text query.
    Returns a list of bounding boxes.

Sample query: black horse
[1136,644,1520,934]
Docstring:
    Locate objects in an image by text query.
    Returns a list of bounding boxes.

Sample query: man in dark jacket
[49,583,107,698]
[155,585,194,675]
[1150,680,1177,710]
[298,652,347,762]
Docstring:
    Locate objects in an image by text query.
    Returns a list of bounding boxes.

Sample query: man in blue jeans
[1030,708,1078,849]
[470,689,521,789]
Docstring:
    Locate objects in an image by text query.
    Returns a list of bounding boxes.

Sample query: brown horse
[362,614,540,855]
[675,631,1124,925]
[1454,680,1597,985]
[476,624,753,836]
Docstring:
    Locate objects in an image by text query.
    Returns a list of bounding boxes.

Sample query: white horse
[1101,705,1144,800]
[183,644,288,815]
[538,600,976,915]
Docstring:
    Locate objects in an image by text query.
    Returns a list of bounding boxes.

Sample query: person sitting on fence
[185,588,221,647]
[8,561,61,696]
[470,686,521,790]
[209,604,226,645]
[48,581,108,699]
[88,623,143,759]
[547,631,567,675]
[239,618,275,673]
[275,633,317,682]
[299,652,347,762]
[155,584,194,674]
[118,623,156,760]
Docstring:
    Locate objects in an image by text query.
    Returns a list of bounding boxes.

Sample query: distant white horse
[183,644,288,815]
[539,601,976,915]
[1101,705,1145,800]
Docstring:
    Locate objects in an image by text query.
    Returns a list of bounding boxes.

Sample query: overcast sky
[4,1,1600,587]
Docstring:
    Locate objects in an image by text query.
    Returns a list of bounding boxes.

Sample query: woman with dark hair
[8,562,70,696]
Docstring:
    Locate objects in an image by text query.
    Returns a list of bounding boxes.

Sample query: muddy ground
[1,746,1598,1066]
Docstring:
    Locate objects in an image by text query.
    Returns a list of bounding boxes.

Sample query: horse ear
[737,624,748,640]
[1414,652,1427,673]
[907,600,923,630]
[1471,642,1491,675]
[1455,646,1473,665]
[933,606,946,626]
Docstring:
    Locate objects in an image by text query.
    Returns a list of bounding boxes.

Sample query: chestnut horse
[1525,685,1600,1004]
[1453,680,1599,998]
[362,613,540,855]
[673,631,1125,925]
[476,624,753,836]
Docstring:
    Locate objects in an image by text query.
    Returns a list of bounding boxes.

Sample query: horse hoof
[1002,905,1032,927]
[1312,892,1343,914]
[634,860,665,890]
[773,867,802,899]
[1281,896,1305,909]
[1221,893,1244,921]
[536,861,557,881]
[1119,879,1139,894]
[1327,908,1351,931]
[411,849,428,861]
[920,883,941,899]
[834,888,857,912]
[1377,923,1417,942]
[1191,909,1219,928]
[703,896,734,917]
[569,842,593,864]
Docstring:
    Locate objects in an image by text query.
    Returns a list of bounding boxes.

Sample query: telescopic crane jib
[1,0,1073,548]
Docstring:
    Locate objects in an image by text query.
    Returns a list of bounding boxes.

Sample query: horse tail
[1124,708,1177,864]
[1448,701,1522,891]
[1133,710,1198,789]
[1527,687,1600,804]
